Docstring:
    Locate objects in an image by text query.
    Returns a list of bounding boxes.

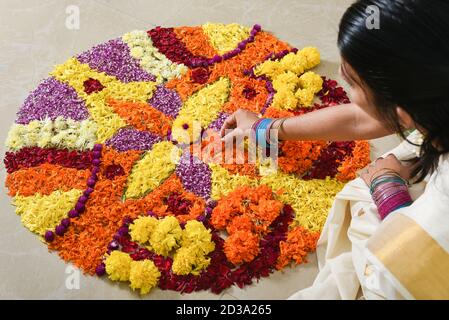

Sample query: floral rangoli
[4,23,370,295]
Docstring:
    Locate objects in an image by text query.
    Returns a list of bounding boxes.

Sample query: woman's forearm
[278,103,394,141]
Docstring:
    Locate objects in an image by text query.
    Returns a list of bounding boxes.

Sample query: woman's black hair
[338,0,449,182]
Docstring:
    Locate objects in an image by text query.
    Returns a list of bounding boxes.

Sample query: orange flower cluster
[5,164,90,197]
[221,76,268,114]
[278,140,327,175]
[135,174,206,223]
[336,140,371,181]
[107,98,172,136]
[174,26,217,58]
[263,108,294,118]
[49,147,143,274]
[276,226,320,270]
[211,185,283,264]
[166,31,290,110]
[190,129,259,178]
[224,231,260,265]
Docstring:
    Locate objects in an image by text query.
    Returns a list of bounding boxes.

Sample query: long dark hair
[338,0,449,182]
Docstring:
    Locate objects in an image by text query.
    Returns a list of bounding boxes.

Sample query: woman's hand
[220,109,259,143]
[361,153,416,186]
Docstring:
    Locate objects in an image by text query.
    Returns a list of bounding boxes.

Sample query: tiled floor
[0,0,401,299]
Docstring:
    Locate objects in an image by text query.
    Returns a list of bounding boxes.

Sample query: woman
[220,0,449,299]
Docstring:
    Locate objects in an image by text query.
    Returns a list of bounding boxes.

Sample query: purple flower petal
[208,111,230,132]
[148,85,182,118]
[77,38,155,83]
[16,77,89,124]
[176,151,211,199]
[105,127,161,152]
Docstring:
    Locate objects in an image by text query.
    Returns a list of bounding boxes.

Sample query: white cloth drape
[289,131,449,300]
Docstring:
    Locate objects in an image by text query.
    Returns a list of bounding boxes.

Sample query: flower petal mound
[3,23,370,296]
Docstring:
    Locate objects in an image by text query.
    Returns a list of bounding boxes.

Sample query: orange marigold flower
[336,140,371,181]
[276,226,320,270]
[224,230,260,265]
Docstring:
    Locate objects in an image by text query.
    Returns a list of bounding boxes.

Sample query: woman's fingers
[220,112,237,137]
[222,127,244,145]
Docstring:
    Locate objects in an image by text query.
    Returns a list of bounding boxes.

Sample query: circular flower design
[4,23,370,295]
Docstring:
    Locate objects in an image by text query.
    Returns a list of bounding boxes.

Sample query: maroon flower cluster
[242,86,258,100]
[305,141,355,179]
[165,192,193,216]
[191,67,211,84]
[148,24,262,69]
[318,77,350,106]
[148,27,207,68]
[4,147,94,174]
[103,164,125,180]
[83,78,105,94]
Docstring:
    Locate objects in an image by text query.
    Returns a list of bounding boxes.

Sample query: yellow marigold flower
[149,216,182,256]
[129,216,159,244]
[272,71,300,92]
[272,89,298,111]
[298,71,323,94]
[105,251,133,282]
[181,220,215,250]
[172,245,212,276]
[295,89,315,107]
[254,60,284,78]
[298,47,321,70]
[279,52,307,75]
[129,260,161,295]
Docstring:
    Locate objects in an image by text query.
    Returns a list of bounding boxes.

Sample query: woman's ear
[396,106,415,130]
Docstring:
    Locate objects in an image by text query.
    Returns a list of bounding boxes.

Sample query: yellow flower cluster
[6,117,97,151]
[209,164,257,200]
[13,189,83,237]
[51,57,157,142]
[104,251,161,295]
[172,220,215,275]
[147,216,183,256]
[129,215,159,243]
[129,259,161,295]
[254,47,322,109]
[124,141,181,199]
[105,251,132,281]
[202,23,250,54]
[260,172,345,231]
[172,77,230,144]
[122,30,188,83]
[129,217,215,276]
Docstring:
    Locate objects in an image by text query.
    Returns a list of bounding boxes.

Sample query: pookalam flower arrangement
[4,23,370,295]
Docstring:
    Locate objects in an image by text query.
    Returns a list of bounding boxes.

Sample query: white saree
[289,130,449,300]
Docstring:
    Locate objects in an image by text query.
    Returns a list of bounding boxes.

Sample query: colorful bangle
[370,173,413,220]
